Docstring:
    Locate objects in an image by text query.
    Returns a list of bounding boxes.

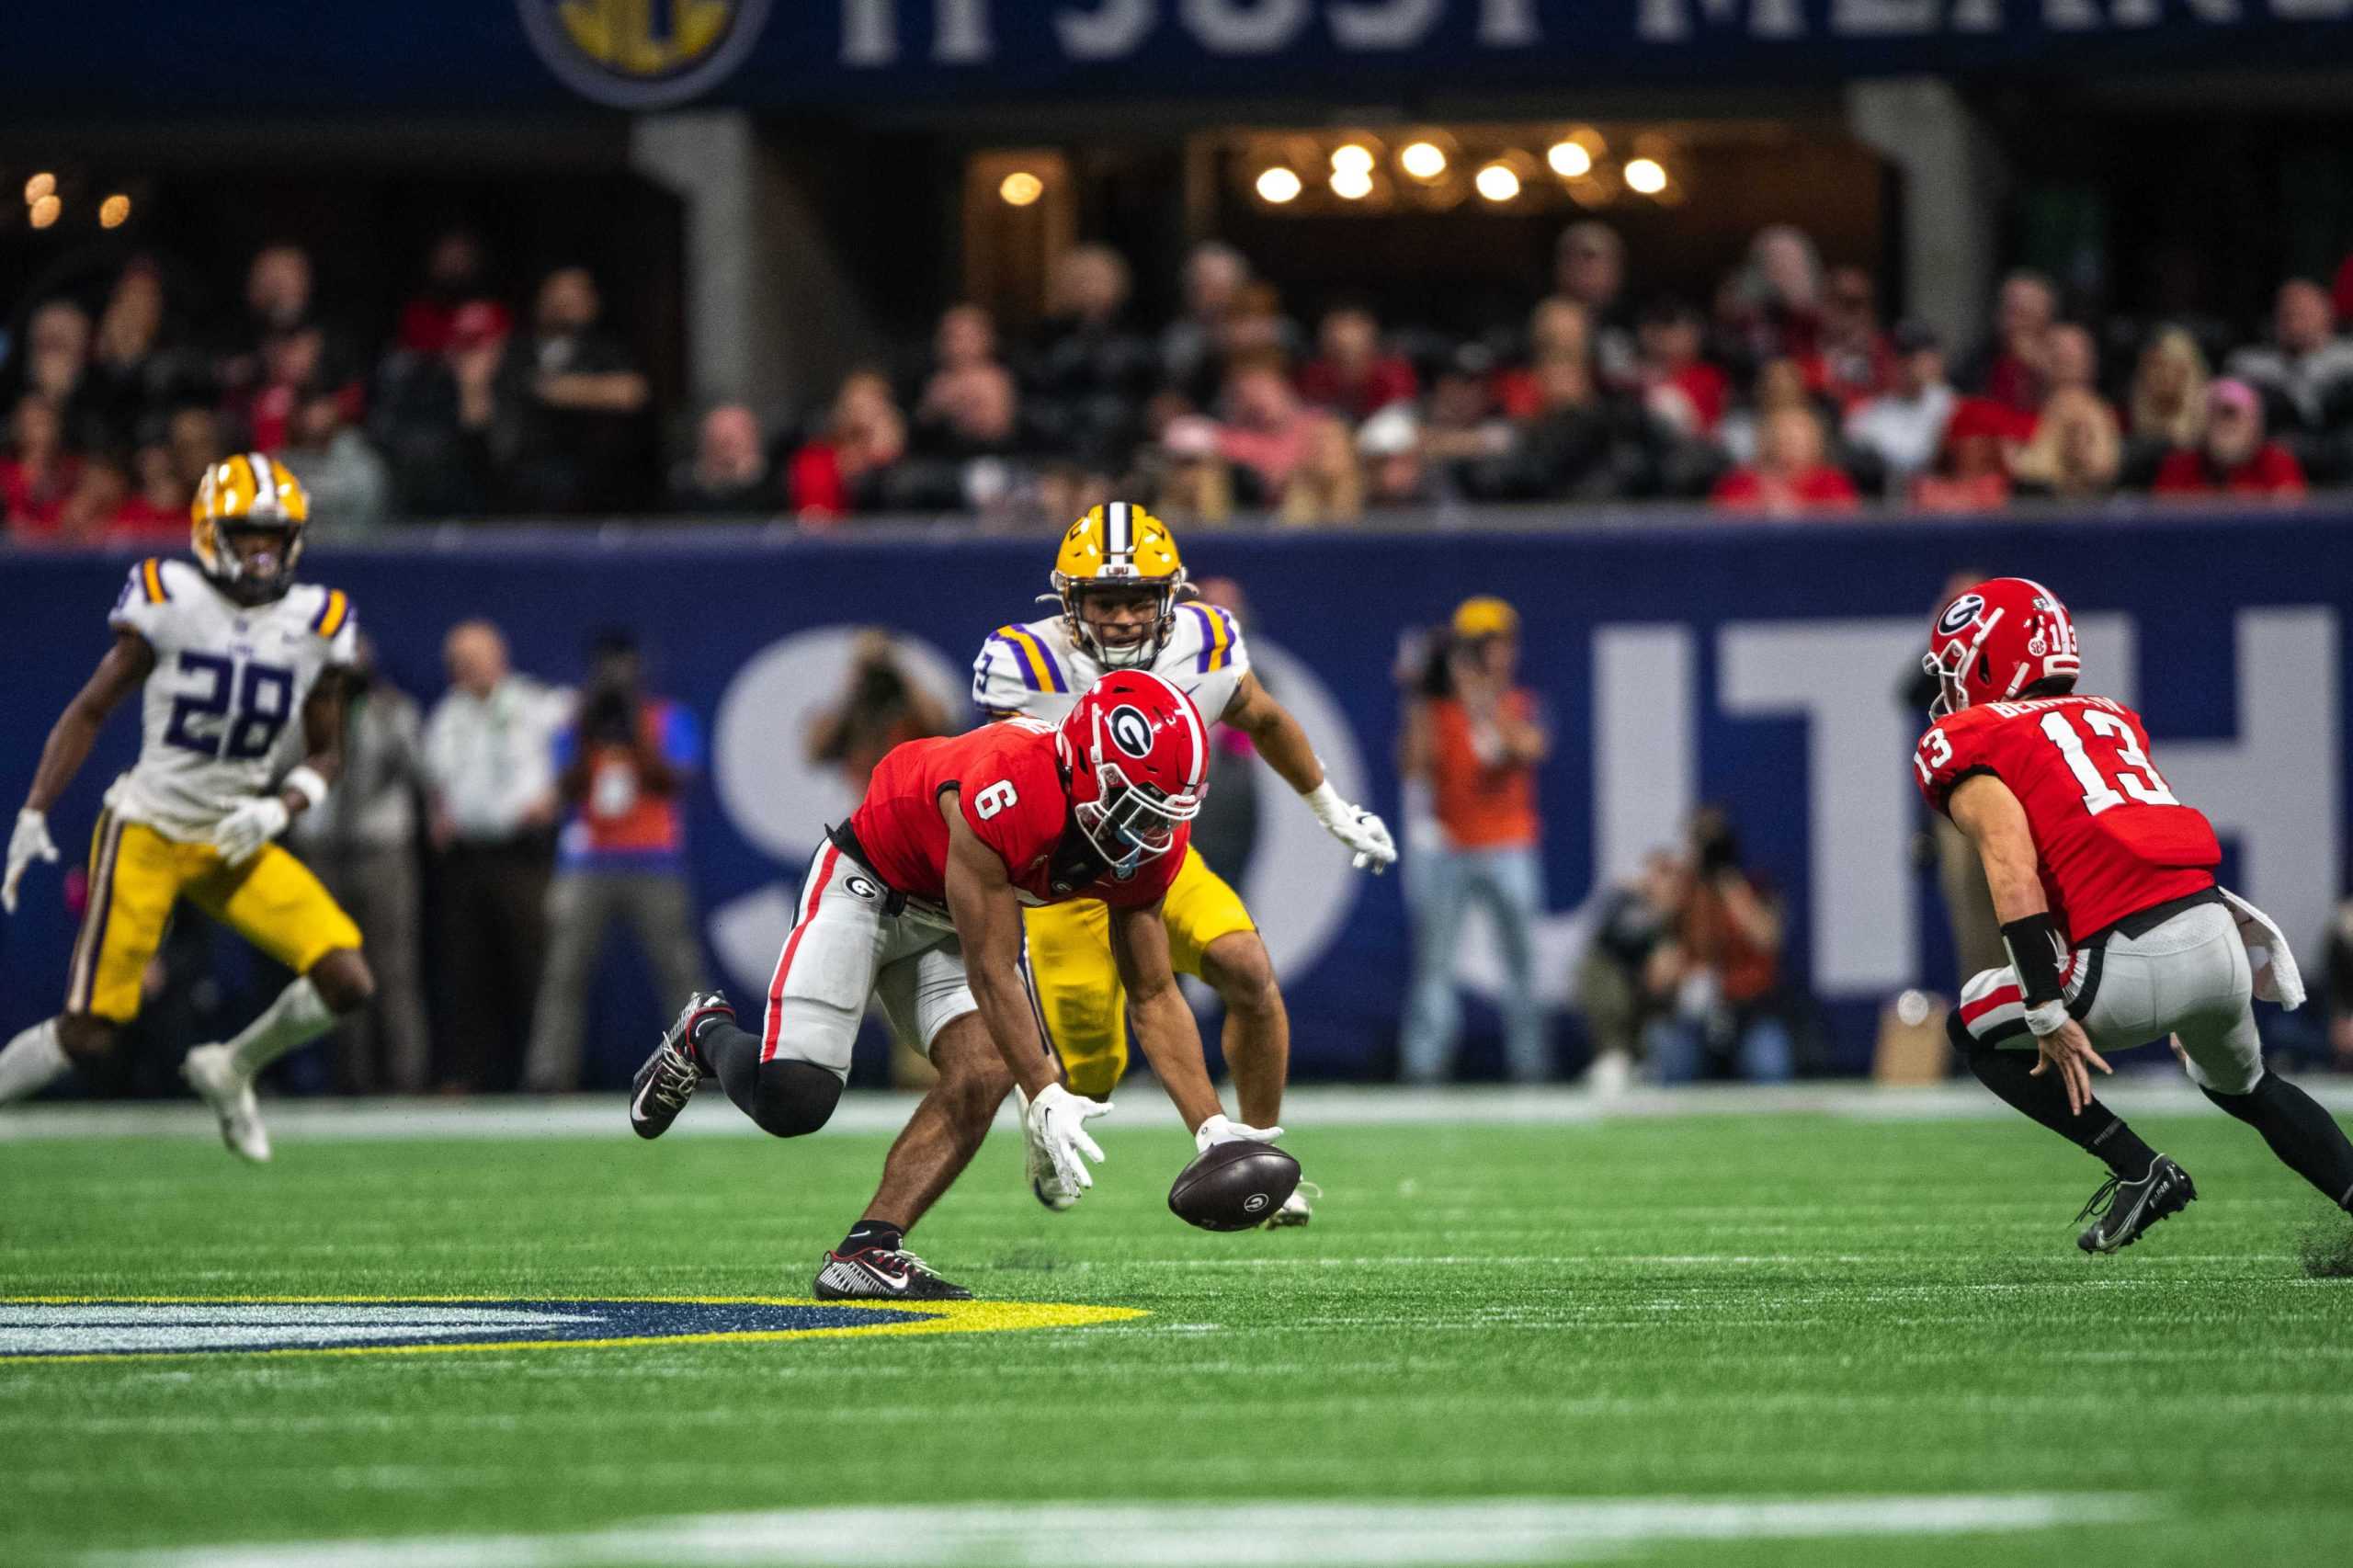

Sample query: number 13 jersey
[105,556,358,841]
[1915,692,2220,944]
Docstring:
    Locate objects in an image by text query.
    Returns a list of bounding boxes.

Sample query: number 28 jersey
[1914,693,2220,944]
[847,720,1185,915]
[105,557,358,841]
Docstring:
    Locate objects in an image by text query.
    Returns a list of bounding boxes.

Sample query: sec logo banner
[517,0,773,108]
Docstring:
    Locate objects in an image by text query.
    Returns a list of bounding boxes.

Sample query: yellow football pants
[66,809,363,1023]
[1021,846,1256,1096]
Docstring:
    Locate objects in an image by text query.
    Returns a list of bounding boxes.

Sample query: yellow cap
[1452,596,1519,640]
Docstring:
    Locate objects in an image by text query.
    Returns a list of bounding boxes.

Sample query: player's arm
[1221,671,1396,870]
[209,667,350,865]
[6,631,154,913]
[1105,898,1224,1131]
[1948,773,2111,1112]
[939,795,1060,1098]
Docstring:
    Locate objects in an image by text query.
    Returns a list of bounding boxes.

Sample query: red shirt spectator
[1711,406,1859,517]
[1,395,80,536]
[1636,299,1730,435]
[2152,379,2308,499]
[1296,305,1417,420]
[395,230,511,356]
[1909,398,2026,512]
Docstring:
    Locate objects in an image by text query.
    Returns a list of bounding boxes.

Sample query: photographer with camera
[522,630,706,1094]
[806,630,951,793]
[1645,805,1797,1085]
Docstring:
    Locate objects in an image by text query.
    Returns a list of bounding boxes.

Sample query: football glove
[211,795,291,867]
[1304,781,1396,873]
[1194,1113,1285,1155]
[4,809,59,915]
[1024,1083,1111,1199]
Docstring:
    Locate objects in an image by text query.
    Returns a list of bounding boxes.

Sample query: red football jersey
[847,719,1184,911]
[1914,693,2220,944]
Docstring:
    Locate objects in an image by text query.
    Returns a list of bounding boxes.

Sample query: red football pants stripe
[763,845,841,1061]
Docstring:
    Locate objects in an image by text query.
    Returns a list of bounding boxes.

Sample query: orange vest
[1428,694,1540,850]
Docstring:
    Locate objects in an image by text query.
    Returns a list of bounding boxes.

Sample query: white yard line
[8,1079,2349,1145]
[97,1494,2152,1568]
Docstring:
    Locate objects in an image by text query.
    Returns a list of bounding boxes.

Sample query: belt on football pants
[824,823,909,917]
[2081,884,2224,949]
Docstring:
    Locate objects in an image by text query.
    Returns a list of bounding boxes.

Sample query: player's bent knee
[1203,935,1279,1014]
[57,1014,119,1061]
[310,949,375,1015]
[748,1059,842,1138]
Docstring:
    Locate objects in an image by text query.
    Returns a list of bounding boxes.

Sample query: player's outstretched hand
[4,809,60,915]
[210,796,291,867]
[1194,1113,1285,1155]
[2029,1017,2111,1117]
[1025,1084,1111,1198]
[1308,784,1397,874]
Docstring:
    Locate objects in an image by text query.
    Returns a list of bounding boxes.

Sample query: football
[1167,1138,1302,1232]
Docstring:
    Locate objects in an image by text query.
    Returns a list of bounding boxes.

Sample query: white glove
[1303,780,1397,874]
[210,795,291,866]
[1194,1113,1285,1156]
[4,810,59,915]
[1024,1083,1111,1199]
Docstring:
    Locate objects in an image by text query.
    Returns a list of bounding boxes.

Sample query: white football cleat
[1013,1085,1082,1211]
[1262,1180,1319,1229]
[181,1044,270,1164]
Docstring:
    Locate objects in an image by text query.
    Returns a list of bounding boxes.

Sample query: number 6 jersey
[105,556,358,840]
[1915,692,2221,945]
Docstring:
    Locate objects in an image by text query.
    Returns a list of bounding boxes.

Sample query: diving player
[0,456,374,1160]
[971,503,1396,1222]
[1915,576,2353,1252]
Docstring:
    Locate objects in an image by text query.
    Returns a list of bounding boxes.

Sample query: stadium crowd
[8,223,2353,537]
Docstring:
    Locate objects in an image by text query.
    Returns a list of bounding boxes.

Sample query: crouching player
[1916,577,2353,1252]
[628,671,1277,1299]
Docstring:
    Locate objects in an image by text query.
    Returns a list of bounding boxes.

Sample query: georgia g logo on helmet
[1059,671,1207,872]
[1106,704,1155,758]
[1935,593,1985,640]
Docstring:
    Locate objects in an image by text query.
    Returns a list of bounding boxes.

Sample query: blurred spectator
[394,230,510,357]
[280,385,391,528]
[2228,279,2353,481]
[524,631,706,1094]
[1278,415,1365,526]
[1815,265,1894,409]
[232,324,330,452]
[1911,399,2024,512]
[2153,378,2307,499]
[1845,322,1956,494]
[1495,297,1592,418]
[165,405,226,499]
[1297,303,1417,421]
[1398,597,1551,1084]
[1163,242,1251,403]
[1358,405,1438,509]
[286,636,430,1095]
[55,452,131,543]
[920,304,1000,405]
[1720,225,1824,375]
[491,267,653,515]
[112,437,190,539]
[1210,360,1347,511]
[2,394,79,536]
[670,403,771,512]
[1479,352,1665,502]
[1574,849,1682,1095]
[373,300,504,517]
[808,629,949,790]
[1552,222,1636,388]
[9,301,95,443]
[85,262,191,448]
[2124,325,2211,481]
[219,246,350,407]
[1711,405,1860,516]
[1028,246,1155,462]
[788,369,906,520]
[1636,297,1730,438]
[1718,357,1830,467]
[1152,415,1235,525]
[1961,269,2058,415]
[1648,807,1794,1085]
[422,619,563,1092]
[1423,345,1516,466]
[2010,386,2121,502]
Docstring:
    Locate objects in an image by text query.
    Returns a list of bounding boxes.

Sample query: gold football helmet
[1051,502,1187,668]
[192,452,310,605]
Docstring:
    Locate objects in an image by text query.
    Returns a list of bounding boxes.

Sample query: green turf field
[5,1091,2352,1567]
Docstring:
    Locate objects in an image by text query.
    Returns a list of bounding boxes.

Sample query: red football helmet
[1925,576,2081,719]
[1058,670,1207,869]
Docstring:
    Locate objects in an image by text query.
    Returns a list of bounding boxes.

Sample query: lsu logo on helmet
[191,452,311,606]
[1051,502,1188,670]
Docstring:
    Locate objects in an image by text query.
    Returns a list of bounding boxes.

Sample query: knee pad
[2200,1074,2267,1120]
[749,1059,843,1138]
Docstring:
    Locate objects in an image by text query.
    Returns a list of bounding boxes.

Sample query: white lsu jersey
[103,556,358,841]
[972,602,1248,727]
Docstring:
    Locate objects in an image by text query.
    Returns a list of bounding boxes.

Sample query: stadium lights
[1330,144,1375,177]
[1398,142,1448,181]
[29,194,60,230]
[100,194,131,229]
[998,170,1044,207]
[1625,157,1669,196]
[24,172,54,204]
[1330,165,1374,201]
[1474,162,1522,203]
[1255,166,1303,204]
[1546,141,1592,178]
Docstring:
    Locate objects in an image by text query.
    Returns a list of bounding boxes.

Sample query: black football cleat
[813,1247,974,1301]
[629,990,731,1141]
[2076,1153,2197,1255]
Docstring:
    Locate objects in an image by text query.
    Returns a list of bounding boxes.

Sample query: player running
[629,670,1267,1300]
[1915,576,2353,1253]
[970,503,1395,1221]
[0,456,375,1160]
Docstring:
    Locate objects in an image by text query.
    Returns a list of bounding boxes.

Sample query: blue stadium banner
[16,2,2353,117]
[0,514,2345,1080]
